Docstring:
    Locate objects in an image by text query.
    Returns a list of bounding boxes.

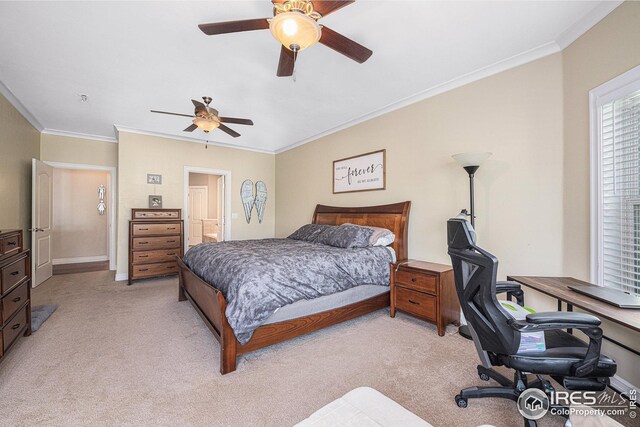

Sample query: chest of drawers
[390,260,460,336]
[0,229,31,363]
[128,209,184,285]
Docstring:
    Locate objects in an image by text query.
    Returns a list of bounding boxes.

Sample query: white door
[31,159,53,286]
[216,176,225,241]
[188,186,208,246]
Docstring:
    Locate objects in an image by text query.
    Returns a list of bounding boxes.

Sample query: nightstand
[390,260,460,336]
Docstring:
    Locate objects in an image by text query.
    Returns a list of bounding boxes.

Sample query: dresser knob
[408,299,420,305]
[411,278,417,282]
[12,297,21,303]
[11,323,20,330]
[10,271,19,276]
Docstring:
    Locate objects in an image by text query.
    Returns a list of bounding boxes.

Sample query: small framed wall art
[148,195,163,208]
[333,149,386,194]
[147,174,162,184]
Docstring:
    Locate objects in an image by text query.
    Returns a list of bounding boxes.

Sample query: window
[591,66,640,295]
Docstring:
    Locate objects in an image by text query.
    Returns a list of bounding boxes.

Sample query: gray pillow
[288,224,332,242]
[315,224,374,249]
[343,223,395,246]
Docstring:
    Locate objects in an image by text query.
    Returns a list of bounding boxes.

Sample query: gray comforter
[182,238,393,344]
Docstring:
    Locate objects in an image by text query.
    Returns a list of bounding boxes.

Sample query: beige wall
[40,133,118,167]
[52,168,109,261]
[561,1,640,387]
[277,54,565,279]
[116,131,275,277]
[0,93,40,245]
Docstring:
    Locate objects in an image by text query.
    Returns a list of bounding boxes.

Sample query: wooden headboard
[312,201,411,262]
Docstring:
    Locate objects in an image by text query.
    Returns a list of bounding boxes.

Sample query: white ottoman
[295,387,432,427]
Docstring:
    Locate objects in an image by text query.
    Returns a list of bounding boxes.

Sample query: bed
[177,201,410,374]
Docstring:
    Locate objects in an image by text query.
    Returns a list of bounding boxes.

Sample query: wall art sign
[333,149,386,194]
[147,174,162,184]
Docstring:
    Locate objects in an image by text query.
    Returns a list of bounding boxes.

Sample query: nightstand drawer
[395,287,436,321]
[395,269,436,294]
[3,305,27,352]
[2,280,28,324]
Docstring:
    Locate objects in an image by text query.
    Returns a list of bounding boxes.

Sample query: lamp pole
[463,165,480,227]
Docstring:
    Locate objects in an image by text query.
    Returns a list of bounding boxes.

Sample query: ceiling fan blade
[218,124,241,138]
[219,117,254,126]
[150,110,194,118]
[319,26,372,63]
[312,1,354,17]
[183,124,198,132]
[199,18,270,35]
[276,46,295,77]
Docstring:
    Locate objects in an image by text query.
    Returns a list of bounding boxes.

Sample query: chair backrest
[447,217,520,356]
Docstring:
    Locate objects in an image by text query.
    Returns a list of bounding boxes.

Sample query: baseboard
[114,273,128,282]
[610,375,639,397]
[52,256,108,265]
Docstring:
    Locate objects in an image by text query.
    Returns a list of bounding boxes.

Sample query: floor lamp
[452,152,492,339]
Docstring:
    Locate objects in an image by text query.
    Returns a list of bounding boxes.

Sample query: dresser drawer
[1,255,28,294]
[1,233,22,258]
[3,304,27,352]
[395,287,437,321]
[132,262,178,279]
[2,281,28,324]
[395,269,436,294]
[132,249,180,264]
[132,223,181,236]
[132,209,180,220]
[132,236,180,250]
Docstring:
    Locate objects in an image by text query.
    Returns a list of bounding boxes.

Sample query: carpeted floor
[0,271,570,426]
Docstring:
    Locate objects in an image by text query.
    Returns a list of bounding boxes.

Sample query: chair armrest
[526,312,601,326]
[508,315,604,378]
[496,281,524,306]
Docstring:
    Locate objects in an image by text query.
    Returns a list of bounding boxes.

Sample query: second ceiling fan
[198,0,373,77]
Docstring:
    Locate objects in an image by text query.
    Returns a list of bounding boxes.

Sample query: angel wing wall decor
[255,181,267,224]
[241,179,255,224]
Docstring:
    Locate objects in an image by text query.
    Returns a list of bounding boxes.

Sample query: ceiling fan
[198,0,373,77]
[150,97,253,138]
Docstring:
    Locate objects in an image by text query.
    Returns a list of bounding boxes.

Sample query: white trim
[44,161,118,272]
[276,41,561,153]
[555,1,622,49]
[589,64,640,285]
[115,273,128,282]
[41,128,117,143]
[52,256,108,265]
[610,375,639,399]
[114,125,273,154]
[0,80,43,131]
[183,166,232,255]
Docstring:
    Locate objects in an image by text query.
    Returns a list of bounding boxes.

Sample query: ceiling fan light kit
[193,116,220,133]
[269,1,322,52]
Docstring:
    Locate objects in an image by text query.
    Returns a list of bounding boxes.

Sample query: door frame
[184,166,231,254]
[43,161,117,271]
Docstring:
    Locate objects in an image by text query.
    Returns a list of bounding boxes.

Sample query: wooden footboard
[177,257,390,375]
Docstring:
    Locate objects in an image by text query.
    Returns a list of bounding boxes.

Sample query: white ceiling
[0,1,620,153]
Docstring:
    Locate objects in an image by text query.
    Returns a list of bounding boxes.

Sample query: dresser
[390,260,460,336]
[128,209,184,285]
[0,229,31,363]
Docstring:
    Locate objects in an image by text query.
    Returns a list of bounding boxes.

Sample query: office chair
[447,217,617,426]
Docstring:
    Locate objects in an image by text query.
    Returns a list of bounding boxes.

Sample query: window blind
[599,88,640,294]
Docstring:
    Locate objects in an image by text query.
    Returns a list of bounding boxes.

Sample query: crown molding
[276,40,561,154]
[41,128,117,143]
[0,79,43,131]
[555,1,623,50]
[113,125,274,154]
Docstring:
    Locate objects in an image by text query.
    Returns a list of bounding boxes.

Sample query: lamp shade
[269,11,321,51]
[452,152,492,168]
[193,117,220,133]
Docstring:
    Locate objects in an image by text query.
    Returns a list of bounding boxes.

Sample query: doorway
[184,167,231,252]
[31,160,116,286]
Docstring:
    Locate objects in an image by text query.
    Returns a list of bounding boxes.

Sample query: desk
[507,276,640,357]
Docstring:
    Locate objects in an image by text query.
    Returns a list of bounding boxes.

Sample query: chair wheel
[479,373,490,381]
[455,395,468,408]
